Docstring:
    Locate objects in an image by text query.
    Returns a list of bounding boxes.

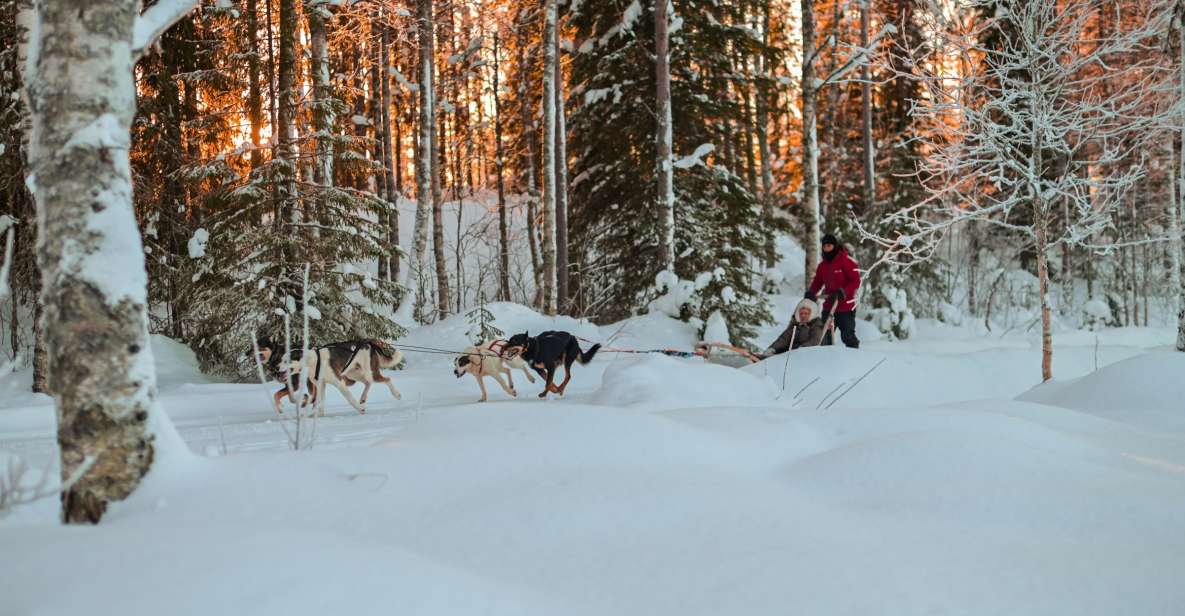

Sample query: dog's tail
[579,343,601,365]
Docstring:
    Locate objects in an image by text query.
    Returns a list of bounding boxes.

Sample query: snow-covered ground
[3,301,1184,615]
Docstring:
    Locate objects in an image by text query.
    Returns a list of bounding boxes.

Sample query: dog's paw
[393,391,402,400]
[509,389,518,397]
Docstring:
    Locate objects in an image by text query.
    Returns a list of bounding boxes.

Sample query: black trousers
[821,310,860,349]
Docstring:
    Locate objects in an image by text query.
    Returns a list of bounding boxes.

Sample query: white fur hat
[794,298,820,323]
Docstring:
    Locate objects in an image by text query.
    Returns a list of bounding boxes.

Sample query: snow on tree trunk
[28,0,159,523]
[800,0,821,280]
[555,27,570,313]
[540,0,558,315]
[655,0,675,273]
[16,0,49,395]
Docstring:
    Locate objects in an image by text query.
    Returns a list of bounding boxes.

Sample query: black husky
[504,331,600,398]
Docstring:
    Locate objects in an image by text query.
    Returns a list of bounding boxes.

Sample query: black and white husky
[503,331,600,398]
[255,337,403,415]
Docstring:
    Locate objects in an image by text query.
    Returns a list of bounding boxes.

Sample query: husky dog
[453,339,537,402]
[254,336,317,413]
[252,337,403,415]
[305,339,404,415]
[503,331,601,398]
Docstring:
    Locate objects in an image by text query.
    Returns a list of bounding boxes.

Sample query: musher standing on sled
[807,233,861,348]
[764,233,861,355]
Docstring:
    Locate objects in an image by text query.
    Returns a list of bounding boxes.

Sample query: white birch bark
[800,0,822,279]
[26,0,193,523]
[402,0,436,323]
[655,0,675,272]
[1177,8,1185,351]
[540,0,558,315]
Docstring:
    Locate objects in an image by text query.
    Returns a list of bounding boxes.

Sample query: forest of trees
[3,0,1185,383]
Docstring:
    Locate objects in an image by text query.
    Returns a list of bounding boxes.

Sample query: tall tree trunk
[800,0,822,279]
[554,24,570,313]
[756,3,775,268]
[307,0,334,204]
[406,0,435,322]
[655,0,675,272]
[860,0,874,217]
[380,19,399,281]
[540,0,558,314]
[16,0,48,394]
[246,0,264,171]
[1177,8,1185,350]
[1037,204,1052,382]
[372,23,390,281]
[432,101,449,320]
[519,31,542,308]
[28,0,163,523]
[493,32,511,302]
[742,78,758,196]
[277,0,300,227]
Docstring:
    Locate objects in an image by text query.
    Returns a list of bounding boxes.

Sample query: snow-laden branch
[819,23,897,88]
[133,0,202,60]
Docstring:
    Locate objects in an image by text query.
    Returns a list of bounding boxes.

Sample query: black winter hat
[821,233,838,246]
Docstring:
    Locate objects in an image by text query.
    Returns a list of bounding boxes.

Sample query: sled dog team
[254,331,601,414]
[256,235,859,414]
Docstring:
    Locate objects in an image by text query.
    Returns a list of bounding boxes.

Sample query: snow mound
[1019,352,1185,412]
[590,354,776,410]
[1018,352,1185,432]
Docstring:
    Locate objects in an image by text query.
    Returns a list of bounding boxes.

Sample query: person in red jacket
[806,233,861,348]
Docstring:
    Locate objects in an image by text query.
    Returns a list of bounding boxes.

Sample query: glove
[804,291,817,302]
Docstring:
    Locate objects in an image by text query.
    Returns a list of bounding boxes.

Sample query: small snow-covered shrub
[1081,297,1114,331]
[867,284,915,341]
[938,301,964,326]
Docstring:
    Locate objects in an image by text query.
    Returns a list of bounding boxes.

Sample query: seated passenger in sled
[762,298,828,357]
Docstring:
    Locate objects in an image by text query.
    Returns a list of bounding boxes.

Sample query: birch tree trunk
[246,0,264,172]
[517,30,542,308]
[1177,8,1185,351]
[860,0,874,215]
[540,0,558,314]
[555,26,570,313]
[307,0,334,228]
[800,0,822,279]
[28,0,159,524]
[407,0,435,322]
[380,20,400,280]
[16,0,49,395]
[655,0,675,272]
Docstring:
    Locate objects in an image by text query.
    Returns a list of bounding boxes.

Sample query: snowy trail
[4,308,1185,615]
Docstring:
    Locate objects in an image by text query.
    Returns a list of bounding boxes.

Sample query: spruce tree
[567,0,778,345]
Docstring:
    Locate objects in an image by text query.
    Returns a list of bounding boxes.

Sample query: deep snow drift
[2,303,1184,616]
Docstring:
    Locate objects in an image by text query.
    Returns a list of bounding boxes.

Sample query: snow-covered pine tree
[567,0,776,345]
[155,3,405,376]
